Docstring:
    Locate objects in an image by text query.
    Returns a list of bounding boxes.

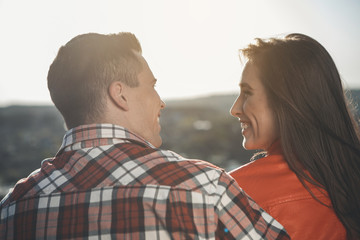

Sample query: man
[0,32,289,239]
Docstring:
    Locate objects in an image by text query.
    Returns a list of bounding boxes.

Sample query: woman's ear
[108,81,129,111]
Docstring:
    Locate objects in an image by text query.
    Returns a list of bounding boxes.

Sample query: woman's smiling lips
[239,119,250,134]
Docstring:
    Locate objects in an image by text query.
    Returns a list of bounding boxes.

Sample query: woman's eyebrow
[239,82,253,90]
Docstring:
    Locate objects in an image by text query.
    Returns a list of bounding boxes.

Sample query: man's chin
[151,137,162,148]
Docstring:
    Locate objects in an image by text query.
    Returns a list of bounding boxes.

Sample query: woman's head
[235,33,358,154]
[230,62,279,151]
[234,33,360,238]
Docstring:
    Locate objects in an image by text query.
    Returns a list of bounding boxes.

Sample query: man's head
[48,32,165,147]
[48,32,143,129]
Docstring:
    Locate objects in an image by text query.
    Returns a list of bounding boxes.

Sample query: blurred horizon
[1,89,359,198]
[0,91,239,107]
[1,0,360,106]
[1,87,360,108]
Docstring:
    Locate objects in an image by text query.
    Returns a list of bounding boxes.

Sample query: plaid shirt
[0,124,289,239]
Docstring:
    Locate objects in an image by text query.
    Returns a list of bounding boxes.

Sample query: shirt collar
[58,123,155,153]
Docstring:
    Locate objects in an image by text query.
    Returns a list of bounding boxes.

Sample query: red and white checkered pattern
[0,124,289,239]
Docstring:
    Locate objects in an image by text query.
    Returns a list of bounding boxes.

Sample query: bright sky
[0,0,359,106]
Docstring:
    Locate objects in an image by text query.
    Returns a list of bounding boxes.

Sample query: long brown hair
[241,33,360,239]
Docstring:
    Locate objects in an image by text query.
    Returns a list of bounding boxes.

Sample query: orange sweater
[230,153,346,239]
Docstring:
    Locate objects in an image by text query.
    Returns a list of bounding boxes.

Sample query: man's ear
[108,81,129,111]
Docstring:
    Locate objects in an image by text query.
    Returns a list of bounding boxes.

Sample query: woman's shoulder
[230,154,287,180]
[230,154,317,207]
[231,153,333,207]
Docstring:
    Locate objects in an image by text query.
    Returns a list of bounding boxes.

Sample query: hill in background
[0,90,359,192]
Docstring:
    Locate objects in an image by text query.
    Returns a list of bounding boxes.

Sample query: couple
[0,32,359,239]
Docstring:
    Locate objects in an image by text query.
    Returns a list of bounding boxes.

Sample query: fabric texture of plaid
[0,124,289,239]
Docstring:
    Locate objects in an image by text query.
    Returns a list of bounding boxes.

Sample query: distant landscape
[1,90,359,198]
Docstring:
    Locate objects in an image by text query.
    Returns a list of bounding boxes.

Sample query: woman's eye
[242,90,251,97]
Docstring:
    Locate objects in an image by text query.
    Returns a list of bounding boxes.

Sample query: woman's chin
[242,141,260,151]
[242,142,253,150]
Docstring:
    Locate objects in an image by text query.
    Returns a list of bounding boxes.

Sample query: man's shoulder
[114,142,224,172]
[115,144,229,193]
[153,148,225,173]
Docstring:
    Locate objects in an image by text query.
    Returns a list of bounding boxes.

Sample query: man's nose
[160,99,166,109]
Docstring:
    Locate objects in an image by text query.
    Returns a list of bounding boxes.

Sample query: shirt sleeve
[214,171,290,240]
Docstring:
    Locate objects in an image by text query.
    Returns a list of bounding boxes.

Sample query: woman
[229,33,360,239]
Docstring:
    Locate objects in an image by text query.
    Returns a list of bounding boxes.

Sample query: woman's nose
[230,96,242,117]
